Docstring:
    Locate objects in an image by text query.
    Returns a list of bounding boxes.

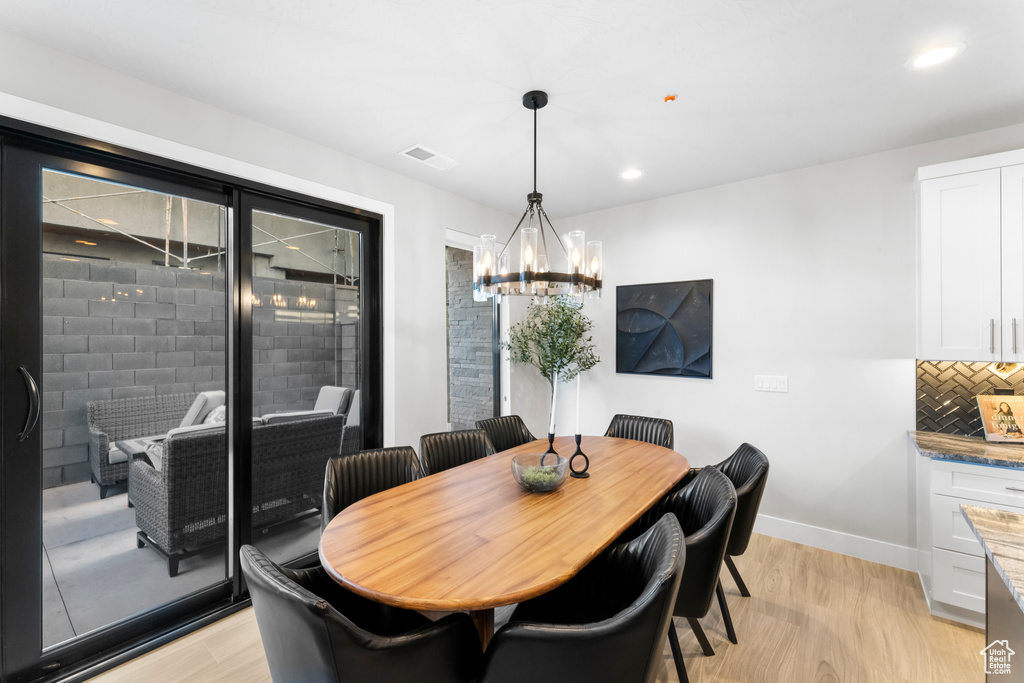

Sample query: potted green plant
[503,295,600,453]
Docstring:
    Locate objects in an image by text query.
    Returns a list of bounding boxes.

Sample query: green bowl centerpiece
[511,453,568,492]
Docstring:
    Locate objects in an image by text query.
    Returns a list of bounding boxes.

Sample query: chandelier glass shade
[474,91,602,303]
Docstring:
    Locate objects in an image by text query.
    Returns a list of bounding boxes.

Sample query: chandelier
[474,91,602,303]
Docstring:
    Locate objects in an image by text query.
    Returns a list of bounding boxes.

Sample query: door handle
[1015,318,1019,355]
[17,365,40,442]
[991,319,996,354]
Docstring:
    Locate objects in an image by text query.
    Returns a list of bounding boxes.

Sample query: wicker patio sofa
[130,413,345,576]
[87,393,199,499]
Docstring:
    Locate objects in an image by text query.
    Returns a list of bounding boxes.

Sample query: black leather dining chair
[604,414,674,450]
[713,442,770,598]
[322,446,423,532]
[419,429,495,475]
[477,513,684,683]
[476,415,535,453]
[240,544,481,683]
[622,466,736,683]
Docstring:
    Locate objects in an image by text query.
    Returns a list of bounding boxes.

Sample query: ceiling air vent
[399,144,459,171]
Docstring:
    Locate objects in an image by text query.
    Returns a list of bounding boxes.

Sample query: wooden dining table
[318,434,689,646]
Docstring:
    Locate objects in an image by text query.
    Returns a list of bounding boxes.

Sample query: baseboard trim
[755,514,918,571]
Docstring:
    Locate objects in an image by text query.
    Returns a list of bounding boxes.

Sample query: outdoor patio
[42,480,319,648]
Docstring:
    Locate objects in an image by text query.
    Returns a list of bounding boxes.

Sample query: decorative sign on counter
[977,394,1024,442]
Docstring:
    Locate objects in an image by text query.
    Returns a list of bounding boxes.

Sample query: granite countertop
[911,431,1024,469]
[962,504,1024,615]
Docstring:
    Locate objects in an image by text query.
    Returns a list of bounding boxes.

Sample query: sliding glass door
[0,130,382,681]
[246,197,371,567]
[1,139,234,680]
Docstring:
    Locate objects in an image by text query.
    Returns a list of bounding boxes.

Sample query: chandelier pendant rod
[498,204,532,259]
[538,205,569,257]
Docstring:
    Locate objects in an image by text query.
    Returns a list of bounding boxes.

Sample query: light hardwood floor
[89,534,985,683]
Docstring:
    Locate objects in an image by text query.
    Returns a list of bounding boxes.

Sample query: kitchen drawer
[931,459,1024,507]
[931,494,1024,556]
[932,547,986,613]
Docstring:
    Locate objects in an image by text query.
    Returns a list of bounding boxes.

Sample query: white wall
[8,28,1024,569]
[0,29,513,450]
[513,121,1024,570]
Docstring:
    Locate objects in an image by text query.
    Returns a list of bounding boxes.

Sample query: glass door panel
[40,169,229,649]
[250,208,361,565]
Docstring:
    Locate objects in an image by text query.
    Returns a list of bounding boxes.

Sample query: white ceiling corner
[0,0,1021,218]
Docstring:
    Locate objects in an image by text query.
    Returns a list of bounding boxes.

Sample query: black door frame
[0,120,383,682]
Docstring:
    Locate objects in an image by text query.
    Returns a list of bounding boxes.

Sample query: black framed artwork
[616,279,713,378]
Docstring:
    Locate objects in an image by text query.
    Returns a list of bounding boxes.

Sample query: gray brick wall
[41,255,360,488]
[446,247,493,430]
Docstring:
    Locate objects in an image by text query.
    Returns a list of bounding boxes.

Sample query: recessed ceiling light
[621,169,643,180]
[75,240,97,246]
[907,43,966,69]
[285,245,300,250]
[97,218,119,225]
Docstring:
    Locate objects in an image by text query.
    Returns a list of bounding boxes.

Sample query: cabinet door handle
[1015,318,1019,355]
[1006,486,1024,493]
[991,319,996,354]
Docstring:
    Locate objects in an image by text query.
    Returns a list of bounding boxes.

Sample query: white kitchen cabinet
[918,151,1024,361]
[918,456,1024,626]
[1001,164,1024,361]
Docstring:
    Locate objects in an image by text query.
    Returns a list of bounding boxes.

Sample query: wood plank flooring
[88,534,985,683]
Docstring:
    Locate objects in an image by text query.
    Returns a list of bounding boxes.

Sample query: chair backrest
[88,392,196,441]
[252,414,345,530]
[240,544,482,683]
[313,386,354,416]
[668,467,736,619]
[713,442,769,556]
[478,514,684,683]
[475,415,535,453]
[322,446,423,532]
[240,544,346,682]
[419,429,495,475]
[603,414,674,450]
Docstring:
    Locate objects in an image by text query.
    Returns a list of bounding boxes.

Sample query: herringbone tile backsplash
[917,361,1024,436]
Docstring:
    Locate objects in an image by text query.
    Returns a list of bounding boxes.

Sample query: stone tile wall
[41,255,358,488]
[446,247,493,430]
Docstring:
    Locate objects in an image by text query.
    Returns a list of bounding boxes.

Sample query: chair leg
[667,619,689,683]
[716,580,738,644]
[724,555,751,597]
[687,617,715,656]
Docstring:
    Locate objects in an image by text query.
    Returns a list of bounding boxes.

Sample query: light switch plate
[755,375,789,392]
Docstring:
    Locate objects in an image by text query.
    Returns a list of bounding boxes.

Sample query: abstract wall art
[616,279,713,378]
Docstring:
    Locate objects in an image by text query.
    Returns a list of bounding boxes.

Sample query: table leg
[470,608,494,649]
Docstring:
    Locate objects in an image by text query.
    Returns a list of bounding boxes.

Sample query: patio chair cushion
[346,391,361,426]
[178,390,226,429]
[167,423,226,439]
[262,410,335,425]
[108,446,128,465]
[203,405,227,425]
[144,441,165,472]
[313,386,353,416]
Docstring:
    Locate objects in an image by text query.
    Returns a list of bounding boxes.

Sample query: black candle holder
[569,434,590,478]
[541,432,558,465]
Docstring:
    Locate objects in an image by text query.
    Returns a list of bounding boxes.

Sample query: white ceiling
[1,0,1022,218]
